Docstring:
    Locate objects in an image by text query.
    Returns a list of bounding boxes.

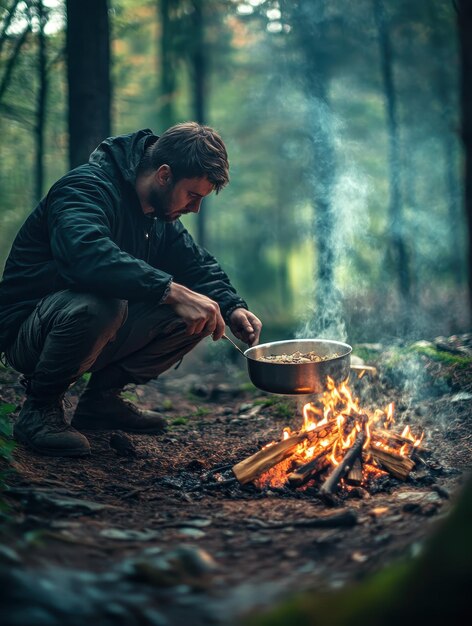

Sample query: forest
[0,2,471,626]
[1,0,470,344]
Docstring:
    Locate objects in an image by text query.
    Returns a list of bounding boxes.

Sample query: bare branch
[0,0,22,56]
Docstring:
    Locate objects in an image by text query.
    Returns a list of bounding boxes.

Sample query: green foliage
[254,396,295,419]
[0,402,16,514]
[193,406,210,417]
[272,402,293,420]
[171,416,189,426]
[0,403,15,460]
[407,344,472,368]
[122,390,139,403]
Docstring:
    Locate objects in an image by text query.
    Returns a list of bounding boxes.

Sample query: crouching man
[0,122,261,457]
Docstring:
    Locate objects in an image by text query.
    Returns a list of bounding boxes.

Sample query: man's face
[148,175,214,222]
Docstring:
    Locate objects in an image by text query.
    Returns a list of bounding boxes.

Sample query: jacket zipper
[145,217,157,263]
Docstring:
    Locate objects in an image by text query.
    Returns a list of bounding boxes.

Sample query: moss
[239,382,258,393]
[121,390,138,403]
[171,416,189,426]
[253,396,281,407]
[407,344,472,368]
[0,402,16,514]
[193,407,210,417]
[352,346,381,363]
[273,403,294,420]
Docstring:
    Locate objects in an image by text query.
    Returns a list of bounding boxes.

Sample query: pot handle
[349,364,377,377]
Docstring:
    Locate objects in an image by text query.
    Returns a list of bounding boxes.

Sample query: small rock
[176,528,206,539]
[396,490,441,503]
[99,528,160,541]
[451,392,472,402]
[351,551,368,563]
[130,545,218,590]
[109,432,138,457]
[249,534,272,546]
[431,484,450,499]
[186,459,205,472]
[238,403,254,413]
[0,545,21,564]
[282,549,298,558]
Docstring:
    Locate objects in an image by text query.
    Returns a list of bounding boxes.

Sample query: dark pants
[6,290,203,398]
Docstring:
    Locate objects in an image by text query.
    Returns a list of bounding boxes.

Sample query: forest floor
[1,335,471,626]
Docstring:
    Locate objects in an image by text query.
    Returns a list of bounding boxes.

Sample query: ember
[232,377,425,495]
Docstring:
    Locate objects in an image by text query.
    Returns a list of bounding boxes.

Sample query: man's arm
[163,282,225,339]
[163,283,262,345]
[160,221,248,321]
[48,173,172,303]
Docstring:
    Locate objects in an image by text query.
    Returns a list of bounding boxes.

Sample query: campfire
[232,377,426,497]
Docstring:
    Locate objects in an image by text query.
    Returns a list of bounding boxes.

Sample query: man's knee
[65,293,128,336]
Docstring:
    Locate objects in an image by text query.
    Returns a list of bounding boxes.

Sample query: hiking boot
[14,397,91,457]
[72,389,168,434]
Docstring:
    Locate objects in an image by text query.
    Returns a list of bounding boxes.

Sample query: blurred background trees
[0,0,468,344]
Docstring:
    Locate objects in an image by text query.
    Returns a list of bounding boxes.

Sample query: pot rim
[244,338,352,363]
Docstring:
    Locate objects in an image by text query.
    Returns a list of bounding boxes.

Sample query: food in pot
[257,351,340,364]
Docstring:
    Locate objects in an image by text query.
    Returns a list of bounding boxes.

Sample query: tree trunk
[66,0,111,168]
[158,0,177,131]
[190,0,208,249]
[428,2,463,287]
[457,0,472,321]
[373,0,411,309]
[34,0,47,201]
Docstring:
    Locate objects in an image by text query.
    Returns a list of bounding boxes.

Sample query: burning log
[287,451,332,487]
[232,421,338,485]
[366,446,415,480]
[372,428,429,457]
[346,457,363,486]
[320,431,366,496]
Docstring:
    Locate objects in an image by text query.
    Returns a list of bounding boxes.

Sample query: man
[0,122,262,457]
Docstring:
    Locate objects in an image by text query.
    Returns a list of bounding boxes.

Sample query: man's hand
[164,282,225,340]
[228,308,262,346]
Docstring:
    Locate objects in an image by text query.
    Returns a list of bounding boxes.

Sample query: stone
[99,528,160,541]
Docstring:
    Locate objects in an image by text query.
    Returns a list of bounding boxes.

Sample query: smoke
[296,96,373,343]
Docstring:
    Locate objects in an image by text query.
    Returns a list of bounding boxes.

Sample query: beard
[147,185,175,221]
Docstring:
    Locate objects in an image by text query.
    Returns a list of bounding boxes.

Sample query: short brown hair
[139,122,229,193]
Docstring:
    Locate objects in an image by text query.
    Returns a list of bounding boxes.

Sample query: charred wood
[366,446,415,480]
[320,431,366,495]
[346,457,363,486]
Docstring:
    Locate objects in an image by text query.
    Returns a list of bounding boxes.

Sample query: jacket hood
[88,129,158,186]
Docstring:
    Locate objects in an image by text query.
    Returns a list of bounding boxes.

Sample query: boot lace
[39,398,69,431]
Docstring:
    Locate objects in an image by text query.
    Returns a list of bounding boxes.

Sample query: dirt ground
[1,336,471,625]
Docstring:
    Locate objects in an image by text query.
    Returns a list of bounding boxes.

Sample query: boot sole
[14,429,91,457]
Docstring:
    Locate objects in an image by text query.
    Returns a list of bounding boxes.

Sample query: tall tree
[66,0,111,168]
[188,0,208,248]
[158,0,178,131]
[457,0,472,321]
[34,0,47,201]
[0,1,31,104]
[373,0,411,309]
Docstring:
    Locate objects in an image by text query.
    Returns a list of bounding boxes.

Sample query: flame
[255,377,423,489]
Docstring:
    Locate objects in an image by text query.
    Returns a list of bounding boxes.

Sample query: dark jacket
[0,129,247,351]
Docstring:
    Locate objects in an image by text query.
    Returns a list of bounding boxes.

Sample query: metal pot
[244,339,352,395]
